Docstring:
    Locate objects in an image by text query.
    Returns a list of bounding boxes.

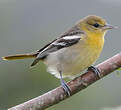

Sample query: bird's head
[78,15,115,36]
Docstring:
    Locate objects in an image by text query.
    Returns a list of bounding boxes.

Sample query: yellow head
[78,15,114,37]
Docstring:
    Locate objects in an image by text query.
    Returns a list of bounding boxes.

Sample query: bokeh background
[0,0,121,110]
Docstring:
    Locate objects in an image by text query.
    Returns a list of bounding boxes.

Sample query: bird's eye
[93,23,100,28]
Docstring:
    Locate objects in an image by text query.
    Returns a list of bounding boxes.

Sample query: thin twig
[8,52,121,110]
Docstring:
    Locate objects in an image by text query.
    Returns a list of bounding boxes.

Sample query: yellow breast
[86,32,104,49]
[83,32,105,65]
[64,33,105,77]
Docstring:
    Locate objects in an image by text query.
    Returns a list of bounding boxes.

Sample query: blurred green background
[0,0,121,110]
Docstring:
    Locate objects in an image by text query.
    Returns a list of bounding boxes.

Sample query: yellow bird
[2,15,114,96]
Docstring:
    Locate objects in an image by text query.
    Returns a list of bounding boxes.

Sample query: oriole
[2,15,115,96]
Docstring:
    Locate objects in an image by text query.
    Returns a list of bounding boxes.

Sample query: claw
[59,70,71,96]
[88,66,101,78]
[61,79,71,96]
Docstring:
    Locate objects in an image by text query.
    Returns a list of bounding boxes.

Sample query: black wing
[31,25,85,66]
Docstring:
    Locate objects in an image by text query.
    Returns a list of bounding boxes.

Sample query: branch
[8,52,121,110]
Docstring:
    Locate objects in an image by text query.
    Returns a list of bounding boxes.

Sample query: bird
[2,15,115,96]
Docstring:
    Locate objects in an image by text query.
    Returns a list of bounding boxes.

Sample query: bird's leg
[88,66,101,78]
[59,71,71,96]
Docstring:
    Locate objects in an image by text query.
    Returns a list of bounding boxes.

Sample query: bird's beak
[102,24,117,30]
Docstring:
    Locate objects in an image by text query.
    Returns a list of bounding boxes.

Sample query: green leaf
[118,68,121,70]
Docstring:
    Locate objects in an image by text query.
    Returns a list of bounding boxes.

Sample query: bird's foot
[60,79,71,96]
[88,66,101,78]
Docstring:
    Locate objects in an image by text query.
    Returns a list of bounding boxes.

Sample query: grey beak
[103,24,117,30]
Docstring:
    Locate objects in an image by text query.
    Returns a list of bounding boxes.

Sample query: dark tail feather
[31,58,40,66]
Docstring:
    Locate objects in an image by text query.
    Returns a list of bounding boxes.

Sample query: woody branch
[8,52,121,110]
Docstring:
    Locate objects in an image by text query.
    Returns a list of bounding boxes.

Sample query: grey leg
[59,71,71,96]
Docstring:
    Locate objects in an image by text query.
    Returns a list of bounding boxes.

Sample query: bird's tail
[2,52,38,60]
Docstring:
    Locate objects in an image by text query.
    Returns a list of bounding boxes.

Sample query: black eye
[93,23,100,28]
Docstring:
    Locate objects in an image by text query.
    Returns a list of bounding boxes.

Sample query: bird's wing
[31,25,85,66]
